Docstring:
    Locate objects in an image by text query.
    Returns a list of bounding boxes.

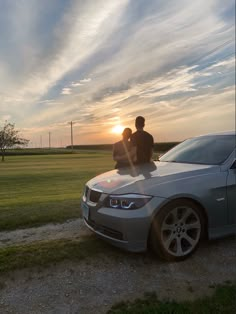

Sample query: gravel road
[0,219,90,248]
[0,220,235,314]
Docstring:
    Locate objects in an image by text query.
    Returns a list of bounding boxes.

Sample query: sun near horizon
[111,125,124,135]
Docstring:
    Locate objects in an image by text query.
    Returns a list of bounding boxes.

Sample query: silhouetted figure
[113,128,136,169]
[131,116,154,164]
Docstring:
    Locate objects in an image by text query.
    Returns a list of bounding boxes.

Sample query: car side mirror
[230,159,236,169]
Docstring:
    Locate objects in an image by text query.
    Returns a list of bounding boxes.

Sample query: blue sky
[0,0,235,146]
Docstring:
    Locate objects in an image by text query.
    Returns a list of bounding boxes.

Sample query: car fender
[143,171,228,229]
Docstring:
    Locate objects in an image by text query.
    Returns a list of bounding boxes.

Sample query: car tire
[150,199,205,262]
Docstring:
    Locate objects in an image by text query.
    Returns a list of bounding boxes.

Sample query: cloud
[38,99,63,107]
[0,1,129,112]
[61,88,72,95]
[79,78,91,83]
[208,57,235,69]
[71,82,83,87]
[0,0,234,144]
[0,115,12,123]
[70,77,91,88]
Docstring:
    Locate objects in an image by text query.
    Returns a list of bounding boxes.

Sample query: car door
[227,157,236,225]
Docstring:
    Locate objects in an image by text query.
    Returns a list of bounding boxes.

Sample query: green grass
[0,237,115,274]
[0,152,114,230]
[108,284,236,314]
[5,148,75,155]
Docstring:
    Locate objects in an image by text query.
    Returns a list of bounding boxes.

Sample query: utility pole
[49,132,51,149]
[40,135,42,149]
[70,121,74,151]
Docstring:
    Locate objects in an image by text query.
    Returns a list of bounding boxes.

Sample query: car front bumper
[81,196,166,252]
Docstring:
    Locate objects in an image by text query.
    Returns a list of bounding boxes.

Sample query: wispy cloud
[71,82,83,87]
[61,88,72,95]
[0,1,129,109]
[208,57,235,69]
[79,78,91,83]
[0,0,234,145]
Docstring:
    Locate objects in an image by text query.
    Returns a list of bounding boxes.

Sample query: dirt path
[0,219,90,247]
[0,221,235,314]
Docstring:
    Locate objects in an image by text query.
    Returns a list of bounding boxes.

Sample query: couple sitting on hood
[113,116,154,169]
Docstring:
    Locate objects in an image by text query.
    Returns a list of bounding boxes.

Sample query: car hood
[87,161,219,194]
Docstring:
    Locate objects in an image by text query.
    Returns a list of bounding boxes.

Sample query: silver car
[81,132,236,261]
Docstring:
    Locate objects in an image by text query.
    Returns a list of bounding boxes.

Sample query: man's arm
[113,143,137,163]
[113,144,120,161]
[129,145,137,162]
[113,142,129,162]
[129,134,137,162]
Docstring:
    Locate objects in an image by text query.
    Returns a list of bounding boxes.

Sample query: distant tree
[0,122,29,161]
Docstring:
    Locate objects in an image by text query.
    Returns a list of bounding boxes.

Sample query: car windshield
[160,135,236,165]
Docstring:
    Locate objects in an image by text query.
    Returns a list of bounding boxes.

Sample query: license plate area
[82,202,89,220]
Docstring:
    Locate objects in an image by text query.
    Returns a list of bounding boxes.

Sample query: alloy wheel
[160,206,201,257]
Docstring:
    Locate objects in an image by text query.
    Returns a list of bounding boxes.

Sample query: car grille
[85,218,123,241]
[85,186,102,203]
[90,190,102,203]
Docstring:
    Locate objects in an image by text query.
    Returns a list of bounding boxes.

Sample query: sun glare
[111,125,124,134]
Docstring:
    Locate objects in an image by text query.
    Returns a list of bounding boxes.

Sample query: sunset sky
[0,0,235,147]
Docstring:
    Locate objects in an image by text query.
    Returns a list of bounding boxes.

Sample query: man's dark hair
[135,116,145,128]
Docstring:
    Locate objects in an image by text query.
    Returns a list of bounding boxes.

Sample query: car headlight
[106,194,152,209]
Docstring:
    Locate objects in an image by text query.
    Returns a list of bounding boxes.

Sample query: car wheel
[150,199,205,261]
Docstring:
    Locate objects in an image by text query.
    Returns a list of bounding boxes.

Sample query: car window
[160,135,236,165]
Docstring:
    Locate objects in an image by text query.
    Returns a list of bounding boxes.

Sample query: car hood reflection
[87,161,219,194]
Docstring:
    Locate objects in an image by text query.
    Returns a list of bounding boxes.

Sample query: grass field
[0,151,114,230]
[0,237,112,274]
[108,284,236,314]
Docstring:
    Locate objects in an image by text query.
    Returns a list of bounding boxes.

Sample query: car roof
[197,131,236,137]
